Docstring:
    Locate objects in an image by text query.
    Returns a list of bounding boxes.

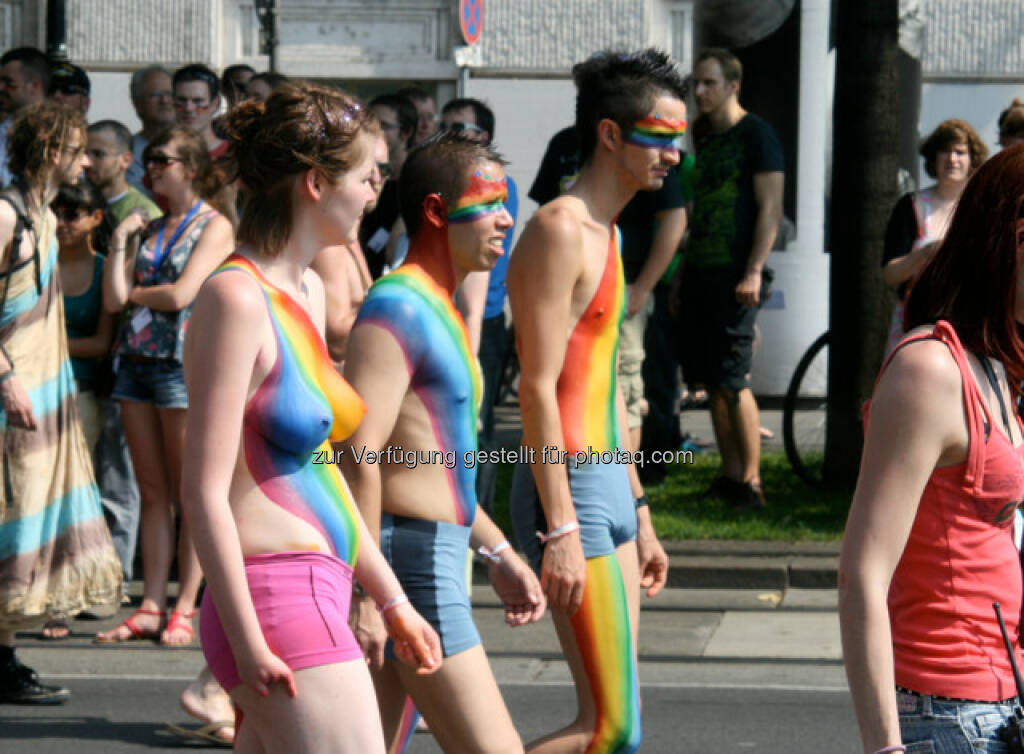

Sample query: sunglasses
[145,154,185,168]
[440,121,485,135]
[53,84,88,97]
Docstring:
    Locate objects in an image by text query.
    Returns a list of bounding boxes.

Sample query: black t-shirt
[687,113,784,271]
[529,126,686,283]
[358,180,401,280]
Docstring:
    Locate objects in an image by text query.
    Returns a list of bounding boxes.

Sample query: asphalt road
[0,675,860,753]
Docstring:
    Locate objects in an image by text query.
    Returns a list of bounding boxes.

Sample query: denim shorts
[897,688,1017,753]
[111,357,188,409]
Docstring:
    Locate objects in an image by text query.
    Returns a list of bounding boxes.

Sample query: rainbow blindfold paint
[447,171,509,224]
[625,114,687,150]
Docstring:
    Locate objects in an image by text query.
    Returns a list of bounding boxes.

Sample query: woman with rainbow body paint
[508,49,680,753]
[180,82,441,753]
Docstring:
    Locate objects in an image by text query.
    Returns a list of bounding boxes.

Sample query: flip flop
[40,620,70,640]
[93,608,166,643]
[161,610,196,646]
[162,721,234,748]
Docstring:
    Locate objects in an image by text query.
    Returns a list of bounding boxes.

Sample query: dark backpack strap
[0,193,27,321]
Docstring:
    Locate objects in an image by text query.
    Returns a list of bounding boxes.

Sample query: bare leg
[733,387,762,485]
[156,407,203,644]
[709,388,742,480]
[96,401,171,641]
[231,660,386,754]
[395,644,523,754]
[369,660,416,754]
[180,665,235,744]
[527,547,642,754]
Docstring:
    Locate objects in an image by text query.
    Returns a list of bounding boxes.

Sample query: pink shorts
[200,551,364,692]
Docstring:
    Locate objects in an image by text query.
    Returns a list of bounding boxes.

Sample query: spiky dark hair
[572,48,688,164]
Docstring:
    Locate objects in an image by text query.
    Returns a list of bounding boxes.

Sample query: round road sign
[459,0,483,45]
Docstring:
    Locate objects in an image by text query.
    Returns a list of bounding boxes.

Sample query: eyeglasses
[439,121,485,135]
[145,153,185,168]
[174,96,212,111]
[54,208,89,223]
[376,162,393,181]
[86,148,118,161]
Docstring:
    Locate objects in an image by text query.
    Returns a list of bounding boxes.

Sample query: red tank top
[867,321,1024,701]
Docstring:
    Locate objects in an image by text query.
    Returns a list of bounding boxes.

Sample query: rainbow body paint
[555,227,626,454]
[447,170,508,224]
[572,554,642,753]
[625,114,687,150]
[214,255,367,565]
[354,263,483,526]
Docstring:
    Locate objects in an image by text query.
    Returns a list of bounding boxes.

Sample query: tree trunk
[824,0,901,484]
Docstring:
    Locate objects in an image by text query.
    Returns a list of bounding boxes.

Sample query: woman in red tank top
[840,144,1024,754]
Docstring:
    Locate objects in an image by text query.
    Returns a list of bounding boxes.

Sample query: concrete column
[752,0,832,395]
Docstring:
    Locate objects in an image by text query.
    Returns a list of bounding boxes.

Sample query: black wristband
[634,494,649,510]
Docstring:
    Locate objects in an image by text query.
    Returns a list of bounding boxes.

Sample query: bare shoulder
[876,333,961,406]
[303,266,326,308]
[194,267,265,322]
[511,198,584,270]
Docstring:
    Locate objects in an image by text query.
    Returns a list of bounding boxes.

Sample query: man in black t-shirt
[530,126,687,458]
[677,48,784,510]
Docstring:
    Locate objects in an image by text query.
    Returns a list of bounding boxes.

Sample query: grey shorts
[380,513,480,659]
[510,458,637,573]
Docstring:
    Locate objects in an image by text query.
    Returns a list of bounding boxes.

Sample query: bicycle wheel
[783,331,829,486]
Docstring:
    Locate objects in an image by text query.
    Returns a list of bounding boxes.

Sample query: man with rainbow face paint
[342,132,545,754]
[507,48,680,754]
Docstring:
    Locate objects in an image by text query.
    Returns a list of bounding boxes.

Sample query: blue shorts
[380,514,480,660]
[510,458,637,573]
[111,358,188,409]
[897,689,1016,753]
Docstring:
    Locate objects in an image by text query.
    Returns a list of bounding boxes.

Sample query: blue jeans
[94,399,140,581]
[898,689,1015,753]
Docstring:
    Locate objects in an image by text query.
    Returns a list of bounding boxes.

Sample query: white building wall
[920,81,1024,162]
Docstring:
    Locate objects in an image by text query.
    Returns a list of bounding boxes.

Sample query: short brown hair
[697,48,743,83]
[8,101,86,188]
[399,132,506,237]
[919,119,988,179]
[223,81,379,257]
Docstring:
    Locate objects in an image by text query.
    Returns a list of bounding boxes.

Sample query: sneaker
[732,481,767,511]
[0,656,71,704]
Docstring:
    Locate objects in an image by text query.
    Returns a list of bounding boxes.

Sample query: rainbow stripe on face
[556,227,626,454]
[214,255,368,566]
[447,170,508,224]
[625,114,687,150]
[571,554,642,753]
[355,264,483,526]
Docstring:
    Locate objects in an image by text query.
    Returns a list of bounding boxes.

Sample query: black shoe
[731,481,767,511]
[0,656,70,704]
[701,475,743,501]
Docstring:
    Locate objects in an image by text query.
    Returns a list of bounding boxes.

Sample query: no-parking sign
[459,0,483,45]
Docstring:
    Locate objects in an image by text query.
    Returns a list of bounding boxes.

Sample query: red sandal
[93,608,166,643]
[161,610,197,646]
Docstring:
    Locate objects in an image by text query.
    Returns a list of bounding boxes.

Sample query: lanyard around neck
[149,200,201,283]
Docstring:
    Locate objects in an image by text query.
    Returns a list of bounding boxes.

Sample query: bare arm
[627,207,687,316]
[456,270,489,354]
[736,171,783,306]
[507,205,587,613]
[128,214,234,311]
[470,507,546,625]
[103,213,147,313]
[310,245,356,364]
[882,241,940,288]
[839,339,965,753]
